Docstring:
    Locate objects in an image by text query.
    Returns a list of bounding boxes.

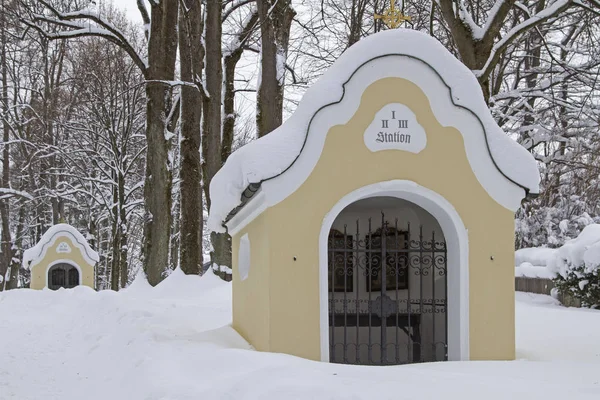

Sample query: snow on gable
[207,29,540,233]
[22,224,99,270]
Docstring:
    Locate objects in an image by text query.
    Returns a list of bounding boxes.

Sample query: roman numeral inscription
[364,103,426,154]
[377,111,410,143]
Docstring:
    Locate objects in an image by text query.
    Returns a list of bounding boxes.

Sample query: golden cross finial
[374,1,411,29]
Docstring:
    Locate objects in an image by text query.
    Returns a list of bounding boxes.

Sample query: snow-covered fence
[514,277,581,308]
[515,277,554,295]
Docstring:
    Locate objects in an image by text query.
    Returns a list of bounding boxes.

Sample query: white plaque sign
[56,241,72,253]
[363,103,426,153]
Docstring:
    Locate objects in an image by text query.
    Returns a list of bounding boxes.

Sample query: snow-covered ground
[1,271,599,400]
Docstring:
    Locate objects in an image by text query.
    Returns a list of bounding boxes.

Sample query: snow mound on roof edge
[207,29,540,232]
[22,223,99,269]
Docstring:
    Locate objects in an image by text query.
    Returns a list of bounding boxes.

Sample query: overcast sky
[117,0,143,24]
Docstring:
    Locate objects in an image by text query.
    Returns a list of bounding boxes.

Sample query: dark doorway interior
[328,197,448,365]
[48,263,79,290]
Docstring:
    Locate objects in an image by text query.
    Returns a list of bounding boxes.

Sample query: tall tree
[178,0,204,275]
[0,0,12,290]
[256,0,295,137]
[222,10,259,162]
[141,1,179,284]
[203,0,227,273]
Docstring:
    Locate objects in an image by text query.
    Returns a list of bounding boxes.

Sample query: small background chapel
[208,29,540,365]
[23,224,99,290]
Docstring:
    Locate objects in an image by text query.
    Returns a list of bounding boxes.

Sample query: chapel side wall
[265,77,516,362]
[232,212,271,352]
[469,217,516,360]
[30,236,95,290]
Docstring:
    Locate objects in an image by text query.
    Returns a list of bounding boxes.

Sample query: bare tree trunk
[101,220,110,289]
[256,0,295,137]
[119,225,128,288]
[346,0,368,48]
[223,11,258,163]
[142,2,179,286]
[87,218,98,289]
[209,9,259,280]
[202,0,228,275]
[118,214,128,287]
[117,156,129,288]
[0,5,11,291]
[110,224,120,291]
[7,202,25,289]
[41,39,66,225]
[168,100,181,272]
[521,27,544,145]
[178,0,204,275]
[169,186,180,269]
[110,168,120,291]
[210,231,231,279]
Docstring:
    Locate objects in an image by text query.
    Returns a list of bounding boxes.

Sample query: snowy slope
[1,271,600,400]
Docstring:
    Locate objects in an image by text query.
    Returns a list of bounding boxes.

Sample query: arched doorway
[48,263,80,290]
[327,196,448,365]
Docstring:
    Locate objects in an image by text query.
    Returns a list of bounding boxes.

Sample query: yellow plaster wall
[30,236,95,290]
[232,77,516,362]
[232,212,271,351]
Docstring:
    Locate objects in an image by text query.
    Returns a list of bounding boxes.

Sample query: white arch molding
[45,259,83,288]
[318,180,469,362]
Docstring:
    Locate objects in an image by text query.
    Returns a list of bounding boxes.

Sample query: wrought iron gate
[328,213,448,365]
[48,263,79,290]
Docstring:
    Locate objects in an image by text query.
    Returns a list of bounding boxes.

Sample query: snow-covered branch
[0,188,33,201]
[573,0,600,14]
[224,8,258,58]
[27,0,148,76]
[145,80,200,89]
[581,0,600,8]
[478,0,515,41]
[223,0,256,22]
[474,0,572,81]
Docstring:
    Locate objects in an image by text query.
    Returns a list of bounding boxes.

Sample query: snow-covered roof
[22,224,99,269]
[208,29,540,233]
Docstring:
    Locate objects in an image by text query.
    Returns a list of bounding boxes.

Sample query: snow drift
[515,247,557,278]
[1,270,600,399]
